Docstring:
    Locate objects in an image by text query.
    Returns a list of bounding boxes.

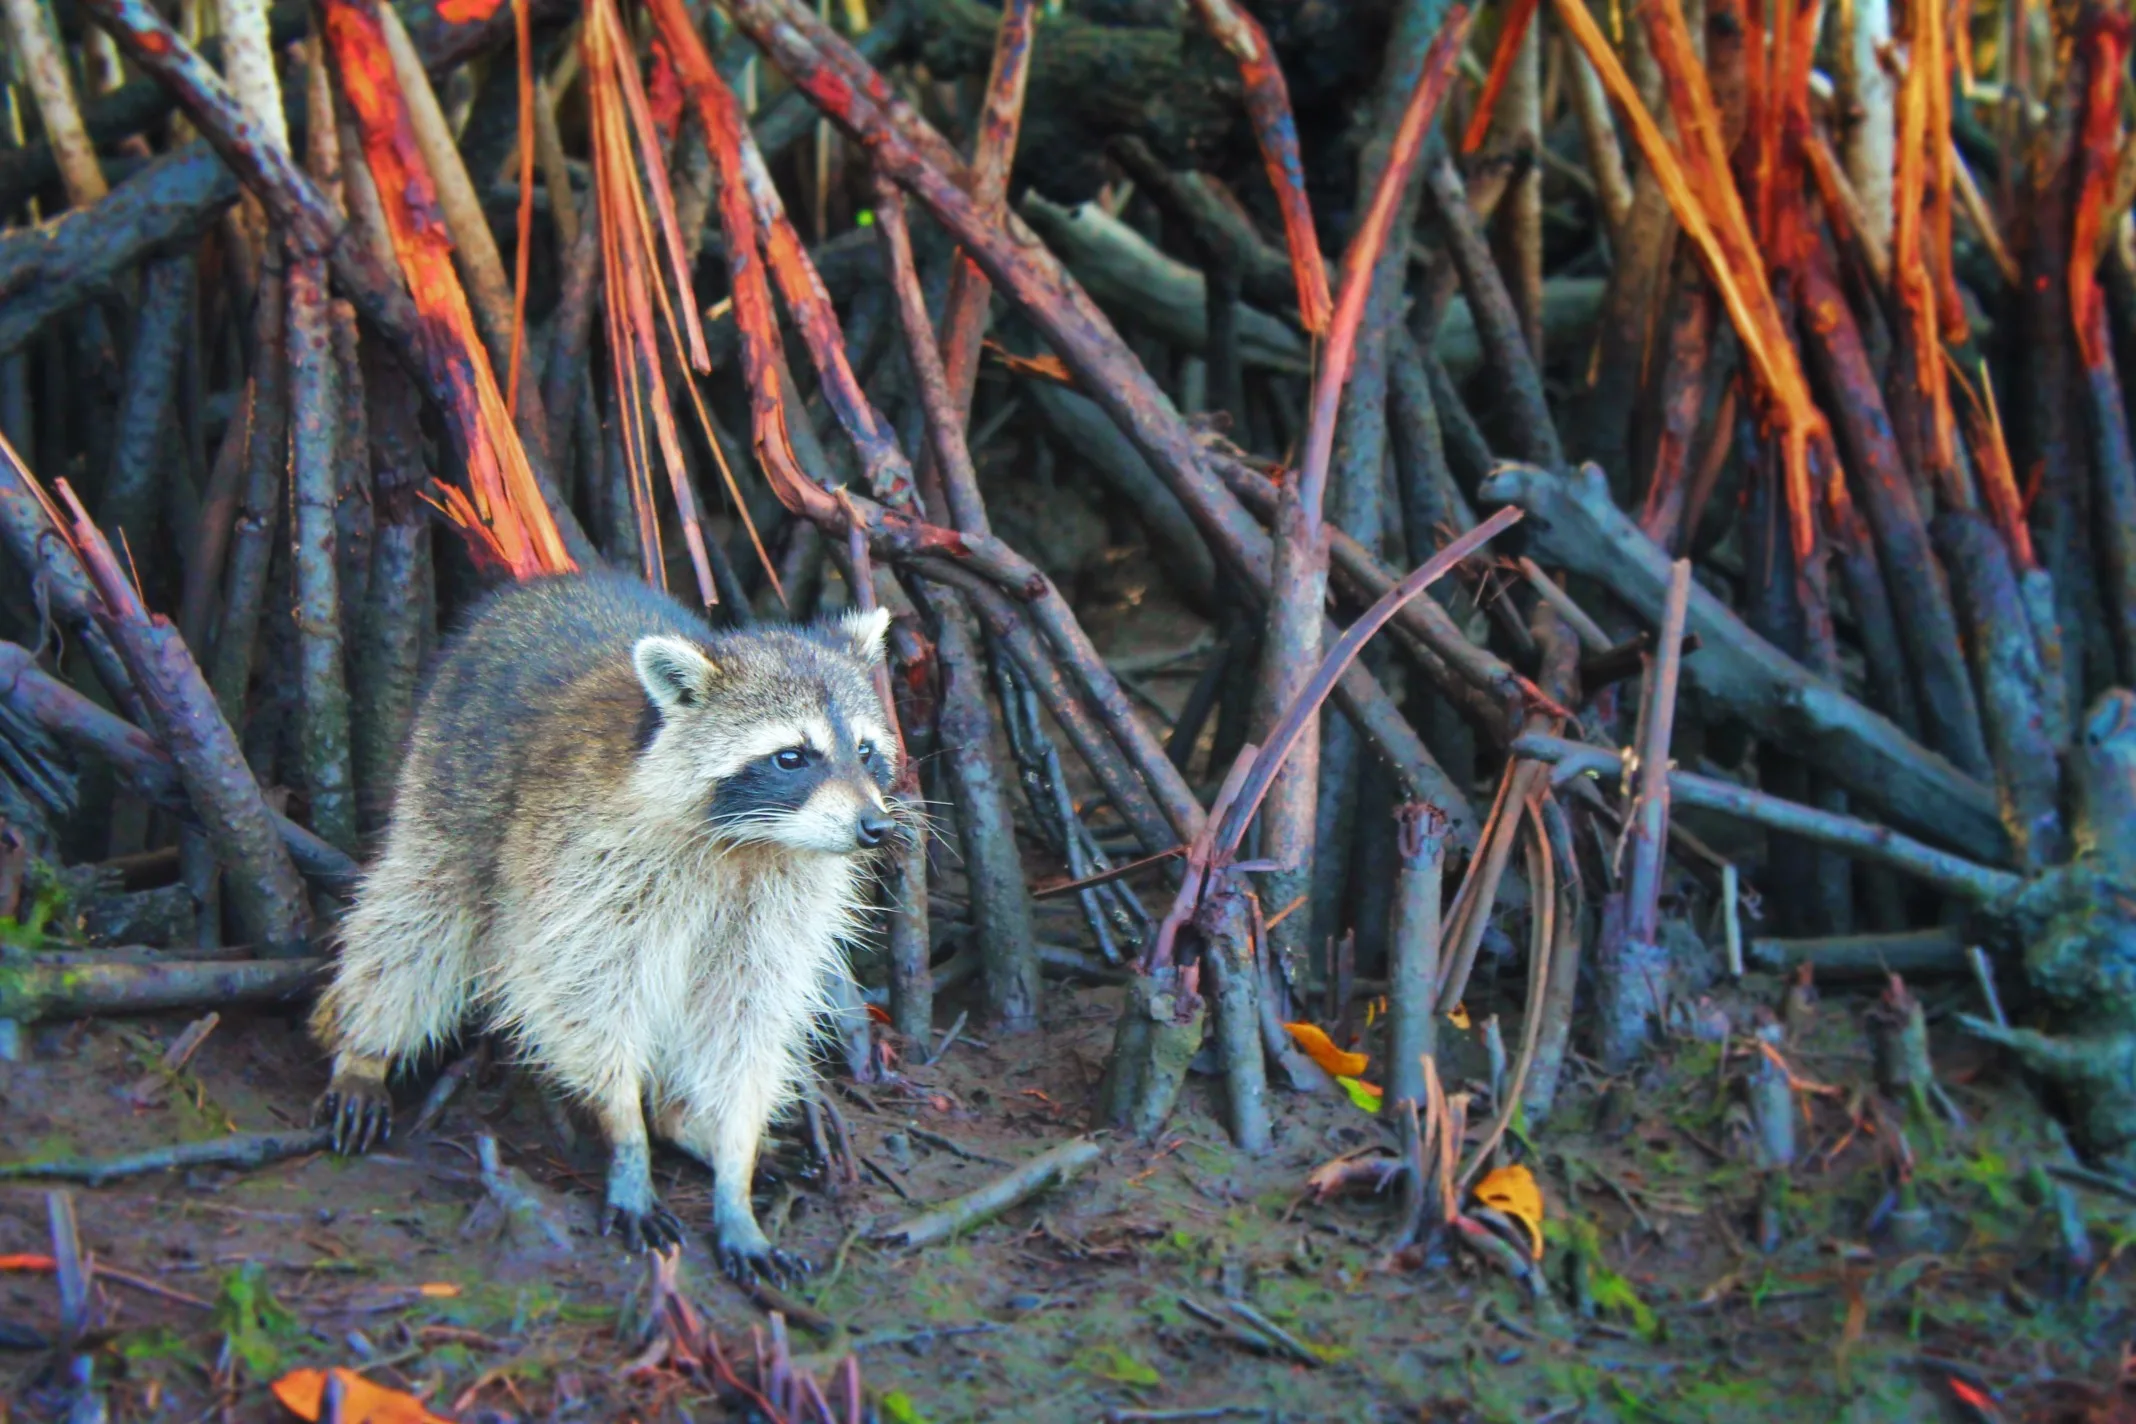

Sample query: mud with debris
[3,952,2133,1423]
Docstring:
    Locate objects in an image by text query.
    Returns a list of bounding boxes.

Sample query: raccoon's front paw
[712,1225,810,1286]
[600,1200,686,1254]
[316,1072,393,1155]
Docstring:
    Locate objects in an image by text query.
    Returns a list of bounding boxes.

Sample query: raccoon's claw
[714,1238,810,1287]
[601,1202,686,1254]
[316,1082,393,1155]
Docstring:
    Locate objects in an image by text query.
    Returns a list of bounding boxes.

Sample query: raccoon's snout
[855,811,894,849]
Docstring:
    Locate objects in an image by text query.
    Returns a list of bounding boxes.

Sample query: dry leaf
[983,341,1075,386]
[1471,1164,1544,1259]
[416,1283,459,1298]
[272,1367,453,1423]
[1283,1022,1368,1078]
[1446,1003,1472,1031]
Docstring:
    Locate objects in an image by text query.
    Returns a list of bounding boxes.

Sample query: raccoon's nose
[855,812,894,849]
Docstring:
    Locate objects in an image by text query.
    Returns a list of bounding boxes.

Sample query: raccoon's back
[395,572,710,870]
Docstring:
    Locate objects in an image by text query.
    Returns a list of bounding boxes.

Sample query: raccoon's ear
[838,606,892,666]
[632,636,719,710]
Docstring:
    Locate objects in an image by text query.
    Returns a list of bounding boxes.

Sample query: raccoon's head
[628,606,902,856]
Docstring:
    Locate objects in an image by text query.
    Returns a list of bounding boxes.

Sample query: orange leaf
[1471,1164,1544,1260]
[272,1368,453,1423]
[0,1254,57,1271]
[983,341,1075,386]
[865,1002,892,1025]
[434,0,504,22]
[1282,1022,1368,1077]
[1446,1002,1472,1031]
[416,1282,459,1298]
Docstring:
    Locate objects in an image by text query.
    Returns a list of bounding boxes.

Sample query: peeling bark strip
[322,0,571,578]
[1886,0,1961,496]
[582,0,720,601]
[1462,0,1541,156]
[1552,0,1825,556]
[79,0,592,569]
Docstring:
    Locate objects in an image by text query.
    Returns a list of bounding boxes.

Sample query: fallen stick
[0,958,325,1022]
[0,1128,334,1185]
[1178,1294,1324,1367]
[874,1137,1103,1247]
[1512,732,2023,904]
[0,1252,211,1309]
[122,1012,220,1106]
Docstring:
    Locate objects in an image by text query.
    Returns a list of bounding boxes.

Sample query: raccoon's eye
[773,747,809,771]
[857,739,877,761]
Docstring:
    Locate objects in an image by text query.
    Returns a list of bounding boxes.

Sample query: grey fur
[311,572,898,1280]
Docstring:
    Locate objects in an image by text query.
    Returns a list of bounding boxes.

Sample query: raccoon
[309,570,900,1281]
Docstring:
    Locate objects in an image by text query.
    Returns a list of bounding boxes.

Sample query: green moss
[212,1264,302,1380]
[880,1389,929,1423]
[1550,1216,1660,1342]
[118,1327,204,1367]
[1071,1343,1161,1386]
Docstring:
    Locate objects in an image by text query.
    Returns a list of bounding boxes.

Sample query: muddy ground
[4,551,2136,1423]
[3,962,2133,1423]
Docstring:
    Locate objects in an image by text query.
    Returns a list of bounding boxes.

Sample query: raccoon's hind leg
[656,1077,804,1284]
[309,845,481,1154]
